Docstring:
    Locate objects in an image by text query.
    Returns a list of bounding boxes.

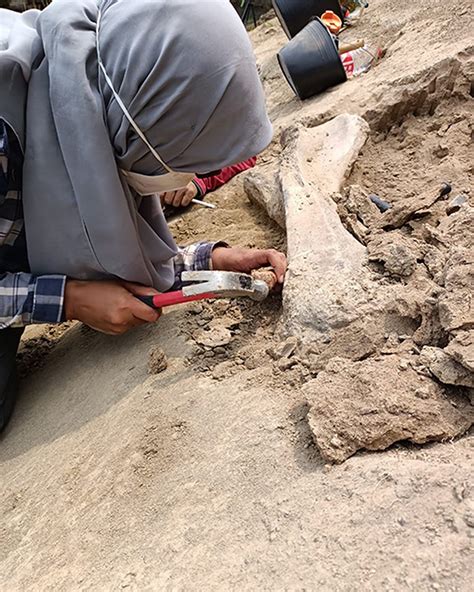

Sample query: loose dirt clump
[17,323,74,378]
[178,295,281,380]
[304,355,474,464]
[148,346,168,375]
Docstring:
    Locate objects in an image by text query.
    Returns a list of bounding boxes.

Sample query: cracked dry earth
[1,0,473,590]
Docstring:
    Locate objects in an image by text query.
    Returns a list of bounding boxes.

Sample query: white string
[96,7,173,173]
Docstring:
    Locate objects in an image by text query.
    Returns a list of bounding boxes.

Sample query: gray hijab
[0,0,272,290]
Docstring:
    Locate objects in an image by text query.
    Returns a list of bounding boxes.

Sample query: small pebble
[415,388,429,400]
[195,326,232,348]
[277,357,297,371]
[433,145,449,159]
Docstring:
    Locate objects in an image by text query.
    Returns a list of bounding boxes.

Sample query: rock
[420,346,474,388]
[277,357,298,371]
[423,246,447,281]
[430,205,474,251]
[280,114,381,342]
[211,300,231,315]
[433,144,449,159]
[194,326,232,348]
[148,347,168,375]
[445,331,474,373]
[438,248,474,332]
[186,302,204,315]
[212,360,237,381]
[304,323,379,374]
[413,303,445,349]
[380,186,448,230]
[208,311,242,330]
[464,511,474,529]
[267,336,299,360]
[304,356,474,463]
[367,233,418,277]
[214,347,227,356]
[446,194,469,215]
[238,344,267,370]
[342,213,370,244]
[244,168,285,228]
[340,185,382,227]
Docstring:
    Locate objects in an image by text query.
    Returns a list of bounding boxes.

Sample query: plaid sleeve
[0,272,66,328]
[172,241,228,289]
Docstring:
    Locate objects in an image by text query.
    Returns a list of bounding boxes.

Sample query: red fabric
[193,157,257,196]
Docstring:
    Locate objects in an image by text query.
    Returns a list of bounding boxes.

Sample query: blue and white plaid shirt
[0,119,216,328]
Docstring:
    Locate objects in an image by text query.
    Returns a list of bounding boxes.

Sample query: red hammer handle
[138,291,218,309]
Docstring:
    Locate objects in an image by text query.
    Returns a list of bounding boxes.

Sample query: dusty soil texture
[1,0,473,590]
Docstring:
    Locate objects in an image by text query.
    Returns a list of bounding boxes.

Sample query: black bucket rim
[272,0,292,38]
[272,0,345,39]
[277,17,347,100]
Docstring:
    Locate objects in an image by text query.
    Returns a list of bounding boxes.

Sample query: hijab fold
[0,0,272,289]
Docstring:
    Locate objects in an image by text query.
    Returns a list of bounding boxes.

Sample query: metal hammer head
[181,271,269,301]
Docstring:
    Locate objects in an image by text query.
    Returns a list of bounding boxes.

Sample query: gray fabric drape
[0,0,272,289]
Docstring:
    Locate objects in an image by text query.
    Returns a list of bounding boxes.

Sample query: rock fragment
[304,356,473,463]
[380,185,449,230]
[420,346,474,388]
[194,325,232,348]
[340,185,383,227]
[303,323,379,374]
[438,248,474,332]
[445,331,474,373]
[212,360,237,381]
[267,336,299,360]
[367,233,418,277]
[427,205,474,251]
[446,194,469,215]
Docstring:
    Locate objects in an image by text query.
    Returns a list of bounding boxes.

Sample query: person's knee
[0,328,23,433]
[0,369,19,433]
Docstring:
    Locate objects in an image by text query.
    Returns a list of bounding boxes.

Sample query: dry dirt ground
[1,0,473,590]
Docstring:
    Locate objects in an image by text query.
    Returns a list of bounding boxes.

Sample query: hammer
[137,270,273,309]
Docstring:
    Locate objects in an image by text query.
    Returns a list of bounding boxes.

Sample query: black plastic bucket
[272,0,344,38]
[277,18,347,100]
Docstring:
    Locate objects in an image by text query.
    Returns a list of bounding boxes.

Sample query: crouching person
[0,0,286,431]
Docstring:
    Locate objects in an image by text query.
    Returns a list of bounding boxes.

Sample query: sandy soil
[1,0,473,589]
